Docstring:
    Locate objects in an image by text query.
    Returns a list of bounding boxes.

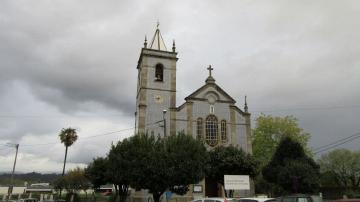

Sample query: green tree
[318,149,360,190]
[107,136,140,202]
[252,114,311,167]
[85,157,109,190]
[263,137,320,194]
[319,171,339,188]
[252,115,311,195]
[107,133,208,202]
[59,128,78,176]
[64,167,90,193]
[54,167,90,202]
[206,145,259,197]
[132,133,208,202]
[161,132,208,196]
[53,176,66,195]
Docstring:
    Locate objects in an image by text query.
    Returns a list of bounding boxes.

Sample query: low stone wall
[0,186,26,194]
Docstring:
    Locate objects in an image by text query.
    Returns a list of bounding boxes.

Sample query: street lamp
[163,109,167,137]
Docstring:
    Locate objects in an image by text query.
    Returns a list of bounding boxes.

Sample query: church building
[134,25,252,198]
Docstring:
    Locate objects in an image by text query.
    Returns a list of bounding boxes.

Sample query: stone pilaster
[170,108,177,135]
[186,102,193,135]
[138,105,146,134]
[170,59,177,135]
[230,105,237,145]
[137,56,148,134]
[244,113,252,154]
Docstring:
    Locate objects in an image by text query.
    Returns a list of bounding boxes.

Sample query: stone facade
[135,47,177,137]
[134,26,252,198]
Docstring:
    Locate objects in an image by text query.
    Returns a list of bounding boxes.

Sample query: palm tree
[59,127,78,176]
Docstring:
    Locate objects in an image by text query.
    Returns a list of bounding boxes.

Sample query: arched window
[205,115,218,146]
[221,120,227,143]
[197,118,203,140]
[155,63,164,81]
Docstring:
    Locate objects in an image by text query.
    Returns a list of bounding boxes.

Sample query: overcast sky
[1,0,360,173]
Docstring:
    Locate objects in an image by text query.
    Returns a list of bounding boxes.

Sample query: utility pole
[163,109,167,137]
[7,143,19,198]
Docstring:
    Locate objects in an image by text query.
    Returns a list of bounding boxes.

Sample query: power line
[21,127,135,147]
[20,121,160,147]
[251,105,360,113]
[0,104,360,119]
[0,115,125,119]
[79,127,135,140]
[313,136,360,155]
[312,132,360,152]
[0,145,14,157]
[313,132,360,155]
[0,143,18,148]
[21,142,59,147]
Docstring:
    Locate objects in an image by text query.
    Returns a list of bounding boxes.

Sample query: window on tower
[205,115,218,147]
[155,63,164,81]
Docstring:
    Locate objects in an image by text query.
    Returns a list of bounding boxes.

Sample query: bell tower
[135,25,178,137]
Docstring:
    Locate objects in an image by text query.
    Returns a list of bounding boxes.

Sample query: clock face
[154,95,163,103]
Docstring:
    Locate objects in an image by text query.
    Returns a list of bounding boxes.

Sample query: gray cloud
[1,0,360,172]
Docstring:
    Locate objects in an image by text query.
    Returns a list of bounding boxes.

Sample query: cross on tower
[207,65,213,77]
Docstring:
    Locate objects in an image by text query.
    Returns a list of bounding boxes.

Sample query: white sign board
[224,175,250,190]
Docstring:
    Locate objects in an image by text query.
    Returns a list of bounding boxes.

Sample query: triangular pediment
[185,83,236,104]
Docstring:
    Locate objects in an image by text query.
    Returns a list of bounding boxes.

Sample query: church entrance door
[205,177,219,197]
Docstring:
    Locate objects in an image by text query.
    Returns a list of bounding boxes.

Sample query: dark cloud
[1,0,360,172]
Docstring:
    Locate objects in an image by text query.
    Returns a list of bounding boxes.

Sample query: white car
[234,198,276,202]
[191,197,236,202]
